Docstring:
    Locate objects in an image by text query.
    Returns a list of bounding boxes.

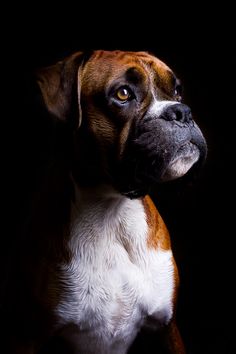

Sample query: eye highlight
[115,87,132,102]
[174,83,182,102]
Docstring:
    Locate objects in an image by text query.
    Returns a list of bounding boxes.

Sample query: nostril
[168,110,177,121]
[174,105,192,123]
[175,108,184,122]
[183,105,192,123]
[186,107,192,123]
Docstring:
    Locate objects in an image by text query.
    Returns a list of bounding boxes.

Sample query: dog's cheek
[130,119,174,163]
[118,120,134,157]
[87,112,117,147]
[190,122,208,161]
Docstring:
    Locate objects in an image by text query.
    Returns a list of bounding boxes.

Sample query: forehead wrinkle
[84,54,143,84]
[147,60,173,82]
[94,51,155,79]
[81,51,175,99]
[103,59,151,89]
[140,59,176,99]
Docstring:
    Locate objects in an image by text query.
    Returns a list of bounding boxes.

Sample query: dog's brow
[150,67,177,96]
[144,59,173,81]
[125,67,145,85]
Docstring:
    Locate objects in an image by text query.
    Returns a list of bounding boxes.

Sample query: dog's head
[37,50,207,198]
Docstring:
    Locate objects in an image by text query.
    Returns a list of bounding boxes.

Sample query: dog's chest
[56,192,174,353]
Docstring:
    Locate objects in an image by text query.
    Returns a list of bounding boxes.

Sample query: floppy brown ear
[36,51,90,128]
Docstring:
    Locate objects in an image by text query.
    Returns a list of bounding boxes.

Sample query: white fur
[166,146,200,179]
[56,186,174,354]
[147,99,179,117]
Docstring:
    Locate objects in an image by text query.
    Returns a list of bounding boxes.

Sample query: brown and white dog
[6,50,206,353]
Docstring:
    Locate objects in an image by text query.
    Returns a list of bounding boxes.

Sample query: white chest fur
[56,187,174,354]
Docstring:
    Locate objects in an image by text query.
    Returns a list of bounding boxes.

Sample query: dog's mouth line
[112,138,203,196]
[161,142,200,181]
[169,141,199,165]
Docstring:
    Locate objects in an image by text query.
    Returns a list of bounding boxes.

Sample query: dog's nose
[161,104,192,123]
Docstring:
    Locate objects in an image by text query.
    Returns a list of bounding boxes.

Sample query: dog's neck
[72,182,124,205]
[70,181,145,226]
[68,181,148,258]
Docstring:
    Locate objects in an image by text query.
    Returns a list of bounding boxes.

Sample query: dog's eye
[116,87,132,102]
[174,84,182,102]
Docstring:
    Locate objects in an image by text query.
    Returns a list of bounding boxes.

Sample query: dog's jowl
[7,51,207,353]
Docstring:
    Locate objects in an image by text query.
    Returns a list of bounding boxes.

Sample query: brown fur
[143,195,171,251]
[3,50,189,353]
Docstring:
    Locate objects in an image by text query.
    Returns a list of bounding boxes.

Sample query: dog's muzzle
[160,103,192,123]
[112,103,207,198]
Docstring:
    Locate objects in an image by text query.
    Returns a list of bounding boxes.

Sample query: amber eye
[116,87,131,101]
[174,84,182,101]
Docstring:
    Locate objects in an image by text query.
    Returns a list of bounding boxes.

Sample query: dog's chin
[114,142,203,199]
[161,142,200,182]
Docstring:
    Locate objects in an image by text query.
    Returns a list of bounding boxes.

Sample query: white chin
[162,144,200,181]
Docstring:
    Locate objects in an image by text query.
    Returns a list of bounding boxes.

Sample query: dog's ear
[36,51,91,129]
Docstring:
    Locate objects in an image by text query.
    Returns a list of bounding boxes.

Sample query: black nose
[161,103,192,123]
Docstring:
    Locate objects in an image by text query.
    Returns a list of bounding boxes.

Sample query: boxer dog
[6,50,207,354]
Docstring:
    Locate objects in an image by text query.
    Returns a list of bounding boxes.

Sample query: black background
[4,3,235,354]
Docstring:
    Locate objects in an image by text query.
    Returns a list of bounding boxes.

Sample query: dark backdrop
[4,4,235,354]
